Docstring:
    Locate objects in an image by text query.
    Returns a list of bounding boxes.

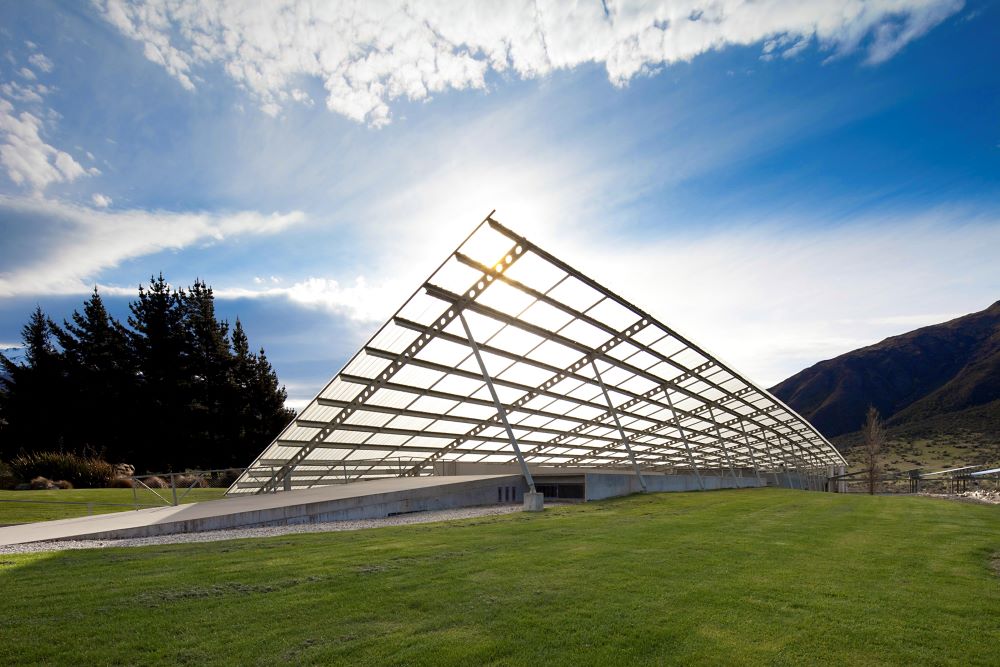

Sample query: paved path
[0,474,518,546]
[0,504,526,554]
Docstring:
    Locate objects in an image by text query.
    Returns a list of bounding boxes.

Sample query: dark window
[536,483,584,500]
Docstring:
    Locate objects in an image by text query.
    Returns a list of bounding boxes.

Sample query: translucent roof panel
[229,214,846,494]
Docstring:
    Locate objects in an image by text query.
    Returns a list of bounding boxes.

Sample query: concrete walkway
[0,474,518,545]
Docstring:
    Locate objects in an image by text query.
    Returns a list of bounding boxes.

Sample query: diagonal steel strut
[458,311,536,492]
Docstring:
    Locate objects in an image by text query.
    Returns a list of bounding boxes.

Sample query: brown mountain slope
[769,300,1000,438]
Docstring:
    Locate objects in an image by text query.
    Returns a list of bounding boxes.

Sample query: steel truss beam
[249,219,526,493]
[426,282,833,469]
[485,219,836,457]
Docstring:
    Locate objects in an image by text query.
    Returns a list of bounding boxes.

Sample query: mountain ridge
[769,300,1000,438]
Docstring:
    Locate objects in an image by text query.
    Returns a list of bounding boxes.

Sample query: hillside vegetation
[1,489,998,665]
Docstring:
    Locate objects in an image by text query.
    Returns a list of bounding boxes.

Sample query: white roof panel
[230,215,845,494]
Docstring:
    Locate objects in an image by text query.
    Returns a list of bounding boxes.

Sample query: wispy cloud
[95,0,964,126]
[0,195,305,297]
[213,276,407,324]
[26,52,53,73]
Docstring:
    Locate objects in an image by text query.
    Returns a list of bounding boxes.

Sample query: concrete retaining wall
[584,472,764,500]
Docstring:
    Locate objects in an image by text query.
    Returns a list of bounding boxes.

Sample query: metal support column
[738,420,763,487]
[459,312,536,493]
[774,433,794,488]
[707,406,741,488]
[762,431,786,488]
[805,448,825,492]
[664,391,705,490]
[780,435,806,489]
[591,358,647,492]
[792,439,815,491]
[807,448,823,491]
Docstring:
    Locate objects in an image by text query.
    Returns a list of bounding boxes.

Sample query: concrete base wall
[0,463,834,546]
[584,471,764,500]
[77,475,523,541]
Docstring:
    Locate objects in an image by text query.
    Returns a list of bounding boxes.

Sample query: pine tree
[1,277,296,473]
[53,288,135,460]
[225,320,294,467]
[247,346,295,462]
[181,280,232,467]
[0,307,67,458]
[127,275,188,470]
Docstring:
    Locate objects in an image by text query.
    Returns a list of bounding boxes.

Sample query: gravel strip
[0,504,524,554]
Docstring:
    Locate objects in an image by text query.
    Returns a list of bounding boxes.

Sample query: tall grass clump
[9,451,115,488]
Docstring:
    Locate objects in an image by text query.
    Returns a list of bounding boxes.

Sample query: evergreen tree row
[0,276,295,472]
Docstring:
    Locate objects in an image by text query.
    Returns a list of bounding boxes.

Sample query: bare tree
[862,406,885,495]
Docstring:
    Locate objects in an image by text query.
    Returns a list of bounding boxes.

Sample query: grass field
[1,488,998,665]
[0,488,228,524]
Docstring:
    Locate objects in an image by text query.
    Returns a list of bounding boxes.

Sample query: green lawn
[1,488,998,665]
[0,487,228,524]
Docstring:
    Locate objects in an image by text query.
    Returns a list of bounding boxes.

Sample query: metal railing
[129,468,244,507]
[0,469,244,525]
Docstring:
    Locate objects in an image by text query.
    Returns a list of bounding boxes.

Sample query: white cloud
[95,0,963,126]
[0,99,88,192]
[91,192,112,207]
[865,0,963,63]
[0,51,92,193]
[215,276,407,324]
[0,81,44,104]
[0,195,306,297]
[27,53,53,73]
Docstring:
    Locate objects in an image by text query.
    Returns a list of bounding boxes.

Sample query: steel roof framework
[229,214,846,495]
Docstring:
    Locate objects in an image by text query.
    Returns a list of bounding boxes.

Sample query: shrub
[10,451,115,489]
[0,460,17,490]
[142,476,168,489]
[108,477,134,488]
[30,476,56,490]
[113,463,135,478]
[216,468,242,487]
[174,474,207,488]
[54,480,73,489]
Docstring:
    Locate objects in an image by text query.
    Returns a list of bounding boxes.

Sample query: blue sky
[1,0,997,408]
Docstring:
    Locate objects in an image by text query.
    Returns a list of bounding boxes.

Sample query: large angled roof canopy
[230,214,845,495]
